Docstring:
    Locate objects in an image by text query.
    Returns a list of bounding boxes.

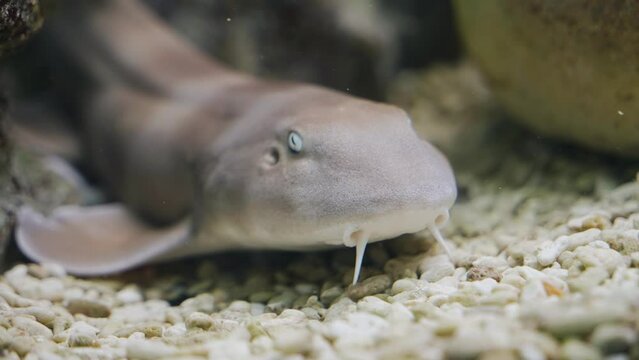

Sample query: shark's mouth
[341,208,453,284]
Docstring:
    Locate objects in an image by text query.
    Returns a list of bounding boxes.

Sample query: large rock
[0,0,77,266]
[145,0,458,99]
[454,0,639,157]
[0,0,43,55]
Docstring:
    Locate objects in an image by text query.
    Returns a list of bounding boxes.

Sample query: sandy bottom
[0,63,638,359]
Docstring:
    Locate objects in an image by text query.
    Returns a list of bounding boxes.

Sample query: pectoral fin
[16,204,190,276]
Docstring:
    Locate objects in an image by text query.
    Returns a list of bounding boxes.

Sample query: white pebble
[11,316,53,339]
[67,321,99,347]
[116,286,143,304]
[357,296,391,317]
[419,255,455,282]
[536,229,602,266]
[126,339,177,360]
[163,323,187,337]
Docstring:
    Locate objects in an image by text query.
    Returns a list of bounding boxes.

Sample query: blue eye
[287,131,303,153]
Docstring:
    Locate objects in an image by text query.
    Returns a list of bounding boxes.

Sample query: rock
[319,286,343,306]
[567,212,611,232]
[419,254,455,282]
[390,278,418,295]
[65,298,111,318]
[270,327,312,354]
[144,0,459,100]
[11,316,53,339]
[590,324,636,355]
[13,306,56,326]
[116,285,143,304]
[454,0,639,156]
[357,296,391,317]
[527,298,631,337]
[536,229,602,267]
[603,229,639,255]
[67,321,98,347]
[559,339,602,360]
[466,265,502,282]
[0,0,43,55]
[126,339,177,360]
[346,275,392,301]
[573,246,627,274]
[185,311,213,330]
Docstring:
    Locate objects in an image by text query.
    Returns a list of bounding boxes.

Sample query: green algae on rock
[0,0,43,55]
[453,0,639,157]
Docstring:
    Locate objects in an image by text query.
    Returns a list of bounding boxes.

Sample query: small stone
[387,302,414,322]
[67,321,99,347]
[537,229,602,266]
[390,278,418,295]
[357,296,391,317]
[346,275,392,301]
[473,256,510,271]
[116,285,143,304]
[0,284,35,307]
[114,323,163,338]
[179,293,215,314]
[466,278,498,295]
[185,311,213,330]
[532,300,630,337]
[66,298,111,318]
[560,339,602,360]
[271,327,312,354]
[520,279,549,302]
[13,306,56,327]
[604,230,639,254]
[126,339,177,360]
[301,307,323,320]
[41,263,67,278]
[11,316,53,339]
[249,291,273,303]
[591,324,636,355]
[319,286,343,305]
[384,257,419,280]
[265,291,297,313]
[6,334,36,357]
[568,212,611,232]
[419,255,455,282]
[478,349,518,360]
[163,323,187,337]
[467,265,502,282]
[567,267,609,292]
[574,246,627,274]
[210,318,240,333]
[324,298,357,322]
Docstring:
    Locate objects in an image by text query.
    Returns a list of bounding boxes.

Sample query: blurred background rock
[144,0,460,99]
[0,0,77,265]
[453,0,639,157]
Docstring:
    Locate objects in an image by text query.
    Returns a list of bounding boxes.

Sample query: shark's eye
[287,131,303,153]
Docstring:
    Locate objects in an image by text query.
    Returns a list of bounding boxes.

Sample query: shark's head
[196,86,456,263]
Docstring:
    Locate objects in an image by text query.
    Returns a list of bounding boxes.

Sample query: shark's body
[16,0,457,283]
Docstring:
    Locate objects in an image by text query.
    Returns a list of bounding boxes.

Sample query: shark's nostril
[350,229,366,243]
[434,210,449,226]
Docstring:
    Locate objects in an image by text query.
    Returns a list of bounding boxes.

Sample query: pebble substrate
[1,64,638,359]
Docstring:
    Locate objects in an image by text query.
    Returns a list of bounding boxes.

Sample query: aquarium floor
[1,63,638,359]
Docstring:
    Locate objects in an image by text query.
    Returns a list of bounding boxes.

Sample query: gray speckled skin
[16,0,456,276]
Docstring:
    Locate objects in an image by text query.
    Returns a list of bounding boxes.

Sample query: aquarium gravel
[0,64,638,359]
